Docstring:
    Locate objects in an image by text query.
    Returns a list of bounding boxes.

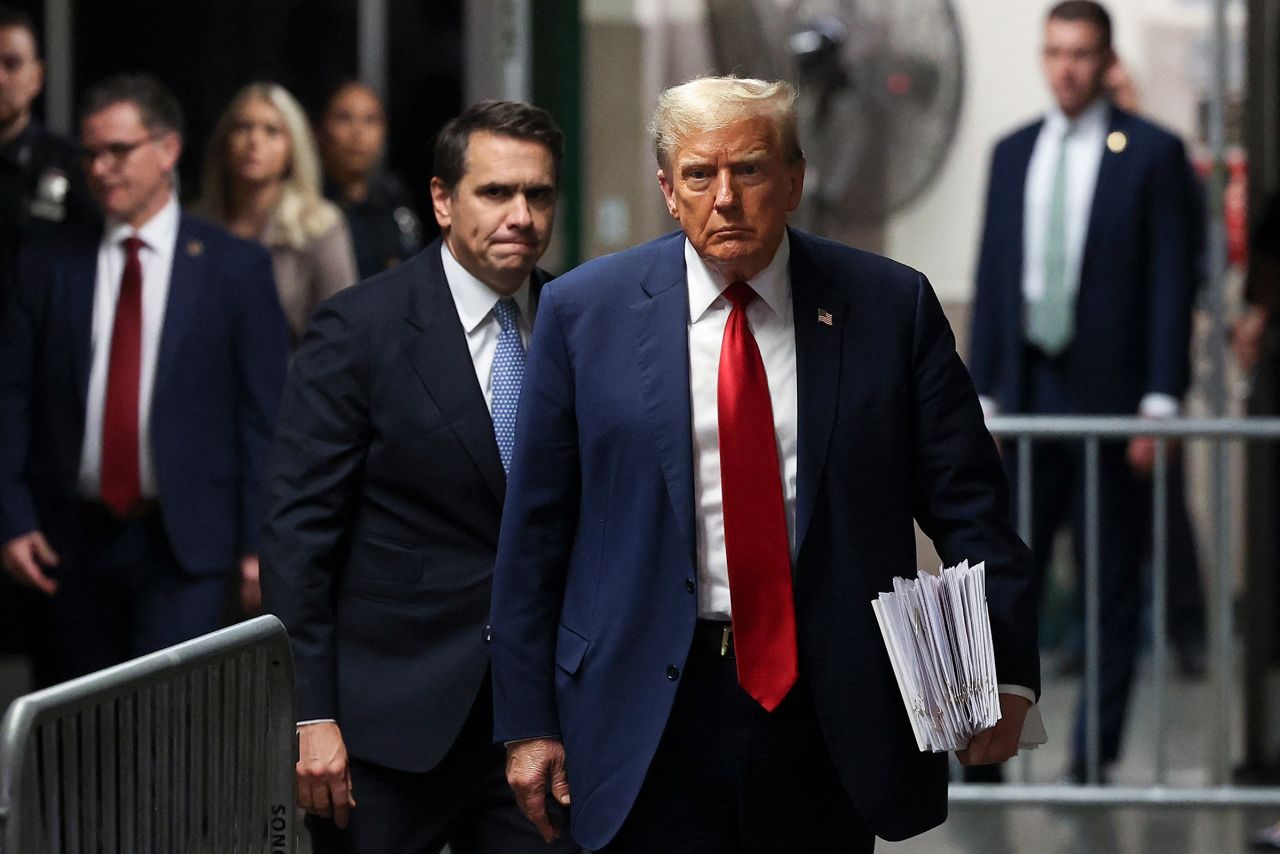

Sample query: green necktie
[1029,125,1074,355]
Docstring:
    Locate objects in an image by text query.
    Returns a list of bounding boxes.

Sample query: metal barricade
[0,615,295,854]
[949,415,1280,809]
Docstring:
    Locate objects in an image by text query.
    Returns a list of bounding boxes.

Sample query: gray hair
[650,76,804,169]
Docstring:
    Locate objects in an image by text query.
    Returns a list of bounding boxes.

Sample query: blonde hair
[650,75,804,169]
[196,81,340,250]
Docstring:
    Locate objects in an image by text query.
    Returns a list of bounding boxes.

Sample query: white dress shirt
[687,234,798,620]
[77,195,180,499]
[441,241,534,412]
[686,234,1036,709]
[979,97,1177,420]
[1022,98,1106,309]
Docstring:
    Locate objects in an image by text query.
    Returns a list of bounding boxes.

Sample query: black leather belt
[693,619,735,659]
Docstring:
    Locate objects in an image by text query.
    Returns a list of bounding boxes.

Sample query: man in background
[969,0,1198,781]
[262,100,579,854]
[0,4,96,689]
[0,74,286,678]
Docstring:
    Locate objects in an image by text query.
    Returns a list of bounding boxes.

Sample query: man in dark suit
[261,101,579,854]
[493,75,1040,853]
[0,74,287,678]
[0,4,98,689]
[969,0,1197,780]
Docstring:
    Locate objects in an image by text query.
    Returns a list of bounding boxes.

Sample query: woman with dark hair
[317,80,422,279]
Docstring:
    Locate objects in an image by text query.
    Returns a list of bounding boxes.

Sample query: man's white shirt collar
[441,240,532,331]
[101,193,180,254]
[686,230,791,323]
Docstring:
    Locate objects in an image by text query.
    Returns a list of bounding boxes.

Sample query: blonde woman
[198,82,357,347]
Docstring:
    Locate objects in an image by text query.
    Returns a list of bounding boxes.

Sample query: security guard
[0,5,94,689]
[318,80,422,278]
[0,5,95,320]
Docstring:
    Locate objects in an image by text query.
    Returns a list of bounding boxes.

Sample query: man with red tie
[492,75,1040,852]
[0,74,286,678]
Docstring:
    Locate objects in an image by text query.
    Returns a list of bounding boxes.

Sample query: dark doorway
[69,0,461,229]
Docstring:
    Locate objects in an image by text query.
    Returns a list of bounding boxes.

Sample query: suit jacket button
[483,625,493,643]
[684,578,695,594]
[666,665,679,681]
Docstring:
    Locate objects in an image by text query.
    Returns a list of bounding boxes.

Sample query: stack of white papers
[871,560,1003,753]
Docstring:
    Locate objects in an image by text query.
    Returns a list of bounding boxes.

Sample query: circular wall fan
[706,0,966,231]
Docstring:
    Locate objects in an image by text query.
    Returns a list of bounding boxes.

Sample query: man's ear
[157,131,183,174]
[430,177,453,230]
[785,160,807,213]
[656,169,679,220]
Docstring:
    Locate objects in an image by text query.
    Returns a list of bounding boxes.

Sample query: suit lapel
[789,231,847,557]
[1082,106,1125,280]
[405,243,508,505]
[1007,124,1039,326]
[154,216,204,394]
[67,238,99,407]
[632,237,697,563]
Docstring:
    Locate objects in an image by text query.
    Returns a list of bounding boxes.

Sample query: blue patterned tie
[490,298,525,474]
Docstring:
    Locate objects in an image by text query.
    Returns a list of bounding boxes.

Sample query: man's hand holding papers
[871,560,1046,761]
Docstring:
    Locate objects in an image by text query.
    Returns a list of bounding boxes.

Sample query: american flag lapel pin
[818,308,833,326]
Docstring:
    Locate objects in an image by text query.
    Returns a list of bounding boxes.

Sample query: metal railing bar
[1085,436,1102,784]
[81,707,97,846]
[139,685,153,854]
[2,618,291,852]
[156,681,171,854]
[949,783,1280,807]
[1152,440,1170,786]
[987,416,1280,439]
[100,701,117,854]
[120,693,135,853]
[1017,433,1034,786]
[39,725,58,852]
[1213,437,1233,786]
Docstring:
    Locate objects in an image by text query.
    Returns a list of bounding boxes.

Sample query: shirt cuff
[1138,393,1179,418]
[296,719,337,728]
[503,735,561,748]
[997,683,1036,703]
[978,395,999,421]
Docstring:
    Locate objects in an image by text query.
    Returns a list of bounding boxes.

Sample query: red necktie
[718,281,798,711]
[101,236,144,516]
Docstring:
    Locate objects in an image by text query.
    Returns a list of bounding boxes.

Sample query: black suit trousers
[599,621,874,854]
[307,679,579,854]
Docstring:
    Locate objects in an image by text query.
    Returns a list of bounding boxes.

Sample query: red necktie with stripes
[718,281,798,711]
[101,235,143,516]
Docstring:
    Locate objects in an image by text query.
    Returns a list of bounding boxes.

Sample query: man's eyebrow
[474,181,556,193]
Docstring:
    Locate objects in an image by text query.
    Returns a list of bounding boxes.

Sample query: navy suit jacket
[261,240,551,774]
[0,214,287,574]
[969,105,1196,414]
[490,228,1039,848]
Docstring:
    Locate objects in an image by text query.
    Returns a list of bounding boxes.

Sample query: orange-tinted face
[81,101,180,227]
[1042,18,1112,119]
[0,26,41,132]
[657,117,804,283]
[225,97,291,186]
[320,83,385,181]
[430,131,557,295]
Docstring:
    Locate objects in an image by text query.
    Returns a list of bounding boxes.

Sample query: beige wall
[580,0,1243,305]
